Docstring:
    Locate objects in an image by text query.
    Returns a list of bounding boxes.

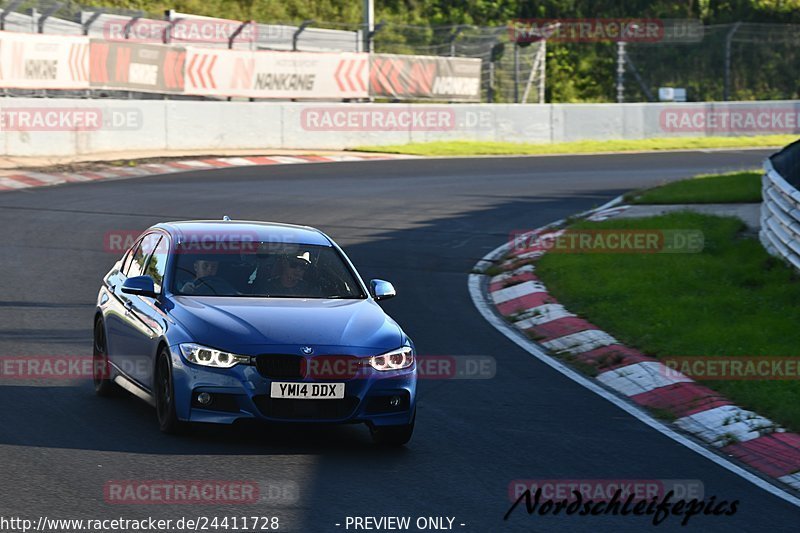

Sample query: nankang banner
[0,31,89,89]
[183,47,368,99]
[370,54,481,102]
[89,40,185,93]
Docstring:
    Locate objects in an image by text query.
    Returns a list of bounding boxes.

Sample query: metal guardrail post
[229,20,253,49]
[36,1,63,33]
[82,9,104,35]
[448,26,466,57]
[0,0,23,31]
[292,19,315,51]
[123,15,142,40]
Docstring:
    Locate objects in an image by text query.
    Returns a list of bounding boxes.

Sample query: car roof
[152,220,332,247]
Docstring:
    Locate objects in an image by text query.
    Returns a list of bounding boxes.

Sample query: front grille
[255,354,363,380]
[255,354,304,379]
[252,395,360,420]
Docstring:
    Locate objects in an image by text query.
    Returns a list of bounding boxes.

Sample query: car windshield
[171,242,365,299]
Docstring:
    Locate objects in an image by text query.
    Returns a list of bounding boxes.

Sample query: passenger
[259,252,313,297]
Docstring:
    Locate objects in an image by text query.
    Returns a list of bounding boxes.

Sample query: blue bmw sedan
[93,220,416,445]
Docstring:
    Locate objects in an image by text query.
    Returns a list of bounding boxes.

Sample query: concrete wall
[1,98,798,157]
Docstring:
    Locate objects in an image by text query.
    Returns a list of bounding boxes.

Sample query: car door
[126,233,171,390]
[111,232,164,390]
[104,238,142,376]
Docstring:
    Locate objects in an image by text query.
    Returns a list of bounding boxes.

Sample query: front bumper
[168,345,417,427]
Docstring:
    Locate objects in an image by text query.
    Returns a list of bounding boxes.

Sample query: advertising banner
[89,40,185,93]
[183,47,368,99]
[370,54,481,101]
[0,31,89,89]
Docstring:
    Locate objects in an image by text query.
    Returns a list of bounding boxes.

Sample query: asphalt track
[0,149,797,532]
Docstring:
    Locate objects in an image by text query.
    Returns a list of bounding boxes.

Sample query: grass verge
[535,212,800,431]
[626,170,762,204]
[353,135,795,157]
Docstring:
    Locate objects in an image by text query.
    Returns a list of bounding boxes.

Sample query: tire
[370,410,415,446]
[93,319,116,397]
[155,347,185,434]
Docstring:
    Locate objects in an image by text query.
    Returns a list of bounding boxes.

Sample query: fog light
[197,392,212,405]
[389,395,401,407]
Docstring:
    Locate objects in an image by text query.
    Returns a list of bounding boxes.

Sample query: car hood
[169,296,403,354]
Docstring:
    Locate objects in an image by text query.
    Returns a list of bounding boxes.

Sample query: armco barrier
[760,140,800,270]
[0,99,798,157]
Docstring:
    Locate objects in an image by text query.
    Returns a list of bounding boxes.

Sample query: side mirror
[121,275,158,298]
[370,279,396,301]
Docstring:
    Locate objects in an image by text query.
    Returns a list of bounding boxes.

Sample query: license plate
[270,382,345,400]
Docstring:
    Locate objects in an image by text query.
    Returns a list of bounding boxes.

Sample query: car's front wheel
[93,319,116,396]
[155,347,185,434]
[370,410,415,446]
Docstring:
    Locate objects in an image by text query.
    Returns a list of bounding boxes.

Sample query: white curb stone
[175,160,214,168]
[265,156,310,164]
[515,304,576,328]
[541,329,618,355]
[508,250,545,264]
[674,405,779,447]
[22,172,66,184]
[596,361,692,397]
[489,264,536,286]
[0,178,32,188]
[778,473,800,491]
[490,280,548,305]
[217,157,258,166]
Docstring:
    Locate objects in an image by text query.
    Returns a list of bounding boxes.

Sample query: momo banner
[183,47,368,99]
[0,31,89,89]
[370,54,481,101]
[89,40,185,93]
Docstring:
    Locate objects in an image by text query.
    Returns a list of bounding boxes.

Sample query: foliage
[75,1,800,101]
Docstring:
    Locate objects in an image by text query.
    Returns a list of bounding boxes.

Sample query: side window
[120,240,139,276]
[122,240,144,277]
[144,236,169,293]
[128,233,160,278]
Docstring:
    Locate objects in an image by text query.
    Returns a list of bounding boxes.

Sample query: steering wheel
[192,276,237,296]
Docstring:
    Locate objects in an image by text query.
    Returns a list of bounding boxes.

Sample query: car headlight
[179,343,250,368]
[369,346,414,371]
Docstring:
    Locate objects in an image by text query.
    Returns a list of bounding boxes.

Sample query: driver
[180,257,220,294]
